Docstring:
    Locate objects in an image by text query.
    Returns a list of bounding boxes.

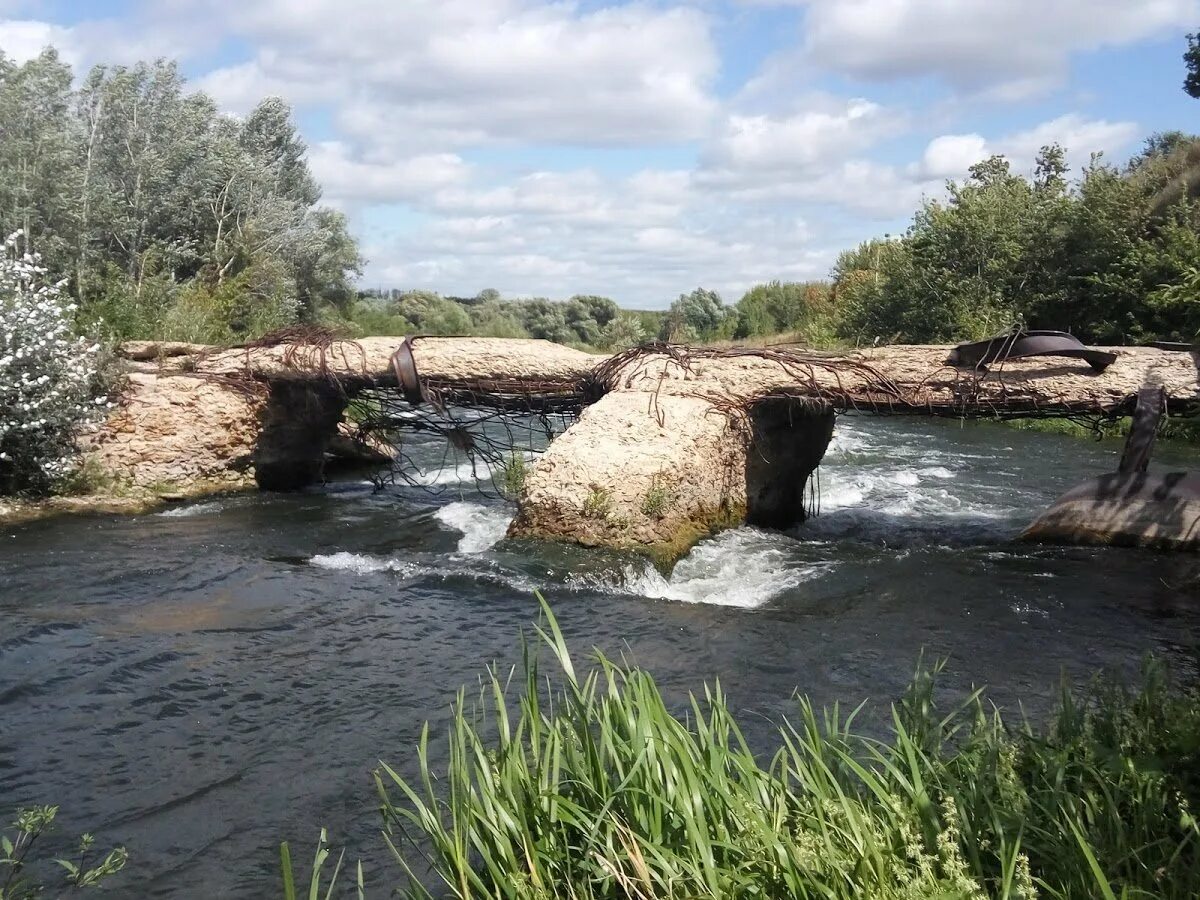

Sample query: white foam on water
[819,473,868,509]
[434,501,513,553]
[308,549,537,592]
[921,466,956,479]
[414,459,488,487]
[157,501,224,518]
[571,528,827,609]
[310,551,413,575]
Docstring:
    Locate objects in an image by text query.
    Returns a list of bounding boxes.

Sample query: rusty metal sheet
[390,336,425,405]
[946,330,1117,373]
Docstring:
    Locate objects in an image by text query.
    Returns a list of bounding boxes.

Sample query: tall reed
[367,598,1200,899]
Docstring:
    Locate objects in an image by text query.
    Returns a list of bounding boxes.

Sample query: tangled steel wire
[333,338,1172,495]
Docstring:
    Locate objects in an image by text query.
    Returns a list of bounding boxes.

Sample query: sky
[0,0,1198,308]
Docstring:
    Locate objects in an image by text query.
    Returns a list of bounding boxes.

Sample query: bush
[598,312,647,350]
[0,232,106,496]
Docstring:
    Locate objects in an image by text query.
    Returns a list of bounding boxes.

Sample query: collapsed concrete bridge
[90,335,1200,562]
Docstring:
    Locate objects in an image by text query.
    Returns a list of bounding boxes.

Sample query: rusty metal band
[946,330,1117,373]
[1119,386,1166,475]
[390,336,426,405]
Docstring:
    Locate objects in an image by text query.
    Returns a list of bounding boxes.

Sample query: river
[3,415,1200,897]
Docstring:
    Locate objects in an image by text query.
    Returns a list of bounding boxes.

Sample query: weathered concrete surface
[82,371,264,490]
[76,336,596,496]
[57,338,1200,556]
[508,391,835,563]
[1021,472,1200,551]
[509,342,1200,560]
[510,392,745,561]
[603,345,1200,415]
[193,336,599,385]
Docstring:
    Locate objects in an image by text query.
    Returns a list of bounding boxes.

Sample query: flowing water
[3,415,1200,897]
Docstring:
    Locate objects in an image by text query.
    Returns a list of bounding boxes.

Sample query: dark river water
[4,415,1200,897]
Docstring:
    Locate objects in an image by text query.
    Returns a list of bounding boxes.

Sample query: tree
[659,288,727,342]
[732,281,829,338]
[0,49,78,272]
[1185,31,1200,98]
[563,295,618,344]
[519,298,574,343]
[598,313,647,350]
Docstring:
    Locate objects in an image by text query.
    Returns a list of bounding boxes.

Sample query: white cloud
[359,162,842,304]
[190,0,718,146]
[789,0,1199,95]
[0,19,79,65]
[916,114,1140,180]
[704,99,899,174]
[0,2,1170,308]
[307,142,471,208]
[920,134,990,181]
[1002,114,1140,171]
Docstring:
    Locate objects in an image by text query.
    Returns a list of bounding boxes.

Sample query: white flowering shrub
[0,231,106,495]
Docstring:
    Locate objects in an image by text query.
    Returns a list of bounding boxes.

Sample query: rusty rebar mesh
[239,325,371,381]
[338,340,1185,495]
[348,387,579,498]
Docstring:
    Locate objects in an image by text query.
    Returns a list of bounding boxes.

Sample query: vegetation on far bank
[999,414,1200,444]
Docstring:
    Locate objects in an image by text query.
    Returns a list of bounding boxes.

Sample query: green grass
[641,478,673,518]
[363,597,1200,899]
[500,453,528,500]
[582,486,614,519]
[1,805,127,897]
[1002,415,1200,444]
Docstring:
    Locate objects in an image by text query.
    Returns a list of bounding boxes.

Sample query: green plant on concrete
[642,478,673,518]
[373,597,1200,899]
[1,805,127,898]
[500,453,527,499]
[582,486,613,519]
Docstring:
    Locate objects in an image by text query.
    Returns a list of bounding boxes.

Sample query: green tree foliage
[732,280,831,339]
[563,294,618,344]
[598,312,647,350]
[835,142,1200,345]
[659,287,730,342]
[0,48,361,343]
[1186,31,1200,98]
[343,288,626,347]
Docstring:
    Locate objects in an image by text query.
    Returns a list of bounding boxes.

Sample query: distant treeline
[338,289,656,350]
[336,283,835,350]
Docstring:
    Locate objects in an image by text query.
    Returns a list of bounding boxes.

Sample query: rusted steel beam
[1119,386,1166,475]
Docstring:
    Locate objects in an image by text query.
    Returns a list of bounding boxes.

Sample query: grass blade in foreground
[373,598,1200,898]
